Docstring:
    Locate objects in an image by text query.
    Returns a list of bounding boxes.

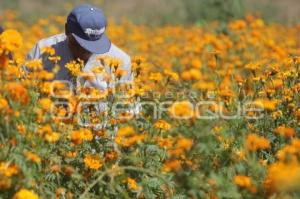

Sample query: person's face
[66,32,92,64]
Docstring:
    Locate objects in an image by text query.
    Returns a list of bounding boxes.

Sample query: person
[0,26,3,34]
[27,4,135,128]
[27,4,132,91]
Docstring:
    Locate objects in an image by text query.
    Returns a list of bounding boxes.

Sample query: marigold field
[0,12,300,199]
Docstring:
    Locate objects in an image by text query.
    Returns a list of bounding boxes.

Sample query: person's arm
[27,43,42,60]
[119,56,133,84]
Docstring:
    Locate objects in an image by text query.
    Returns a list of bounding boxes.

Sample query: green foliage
[183,0,245,24]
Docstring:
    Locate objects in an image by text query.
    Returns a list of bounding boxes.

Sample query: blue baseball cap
[66,4,111,54]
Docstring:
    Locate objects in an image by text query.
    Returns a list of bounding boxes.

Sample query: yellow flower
[0,97,9,111]
[65,151,77,158]
[254,99,279,111]
[126,177,140,190]
[154,120,172,131]
[38,125,52,135]
[163,69,179,81]
[115,126,145,147]
[45,132,60,143]
[38,98,52,111]
[71,128,93,144]
[192,81,215,90]
[41,46,55,56]
[84,154,103,170]
[0,162,18,177]
[149,72,163,82]
[13,189,39,199]
[0,29,23,54]
[99,56,122,70]
[16,124,26,135]
[181,69,201,81]
[245,62,260,71]
[65,60,83,76]
[48,56,61,63]
[169,101,194,118]
[234,175,251,188]
[25,59,43,71]
[117,126,135,136]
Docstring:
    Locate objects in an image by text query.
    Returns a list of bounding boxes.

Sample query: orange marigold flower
[176,138,193,151]
[24,151,41,163]
[156,137,174,149]
[6,82,29,105]
[234,175,257,193]
[274,126,295,138]
[66,151,77,158]
[229,20,247,30]
[276,139,300,161]
[246,134,270,152]
[71,128,93,144]
[162,160,182,172]
[234,175,251,188]
[0,162,18,177]
[169,100,194,119]
[0,96,9,111]
[105,151,118,161]
[84,154,103,170]
[264,160,300,193]
[126,177,140,190]
[168,137,193,157]
[191,58,202,69]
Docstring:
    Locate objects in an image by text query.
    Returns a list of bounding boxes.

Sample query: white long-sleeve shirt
[27,33,136,129]
[27,33,132,90]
